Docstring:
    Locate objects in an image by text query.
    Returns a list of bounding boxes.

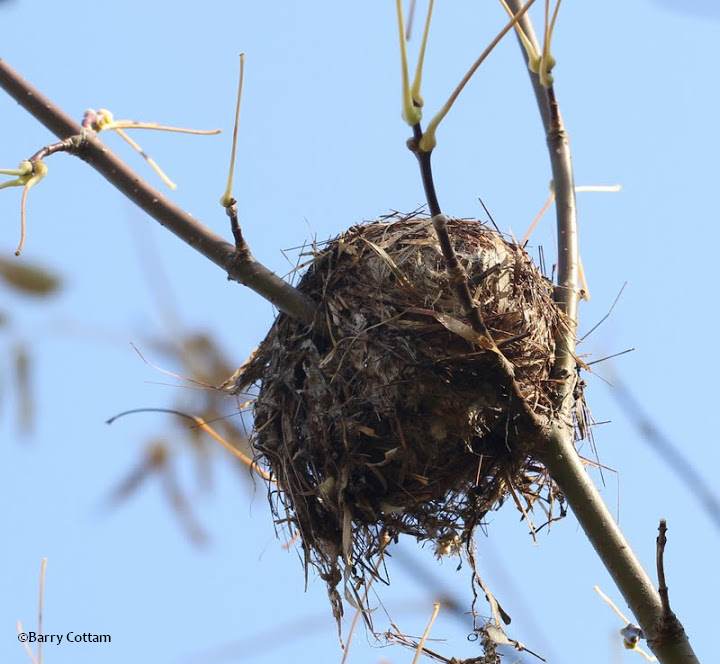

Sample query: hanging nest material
[227,213,581,621]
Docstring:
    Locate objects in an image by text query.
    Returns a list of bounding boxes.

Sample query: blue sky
[1,2,718,663]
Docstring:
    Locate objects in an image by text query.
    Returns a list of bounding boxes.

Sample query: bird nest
[227,213,580,622]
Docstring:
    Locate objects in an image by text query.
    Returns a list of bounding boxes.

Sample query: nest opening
[231,213,580,621]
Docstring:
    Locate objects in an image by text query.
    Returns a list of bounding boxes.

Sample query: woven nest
[229,214,580,621]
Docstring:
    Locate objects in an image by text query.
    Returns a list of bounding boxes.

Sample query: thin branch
[412,602,441,664]
[579,281,627,342]
[585,347,634,367]
[419,0,536,152]
[0,59,316,325]
[502,2,577,399]
[405,0,417,41]
[650,520,687,655]
[221,53,245,208]
[406,130,541,430]
[656,520,671,618]
[16,620,39,664]
[409,125,441,216]
[398,3,549,436]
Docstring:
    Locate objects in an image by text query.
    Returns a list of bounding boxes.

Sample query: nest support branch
[407,132,543,434]
[501,5,699,662]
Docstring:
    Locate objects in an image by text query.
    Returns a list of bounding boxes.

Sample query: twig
[477,195,501,234]
[502,2,577,398]
[650,519,686,655]
[406,129,542,431]
[405,0,417,41]
[419,0,536,152]
[585,347,634,367]
[594,585,657,661]
[0,59,316,325]
[594,585,632,625]
[412,602,441,664]
[396,1,545,433]
[16,620,39,664]
[579,281,627,342]
[656,520,671,619]
[340,553,384,664]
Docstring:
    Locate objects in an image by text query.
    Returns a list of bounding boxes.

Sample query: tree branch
[0,59,316,326]
[656,520,671,618]
[502,4,699,662]
[502,5,578,400]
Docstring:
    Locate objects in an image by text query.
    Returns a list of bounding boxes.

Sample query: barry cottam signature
[18,632,111,645]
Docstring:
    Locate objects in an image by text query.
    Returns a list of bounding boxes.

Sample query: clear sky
[1,2,718,663]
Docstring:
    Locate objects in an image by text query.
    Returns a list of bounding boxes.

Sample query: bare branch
[0,59,316,325]
[502,2,577,396]
[650,519,688,655]
[656,520,671,618]
[406,131,542,431]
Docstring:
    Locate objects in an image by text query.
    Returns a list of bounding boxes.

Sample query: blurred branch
[106,407,270,481]
[13,341,32,433]
[0,59,316,325]
[502,4,699,663]
[611,378,720,532]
